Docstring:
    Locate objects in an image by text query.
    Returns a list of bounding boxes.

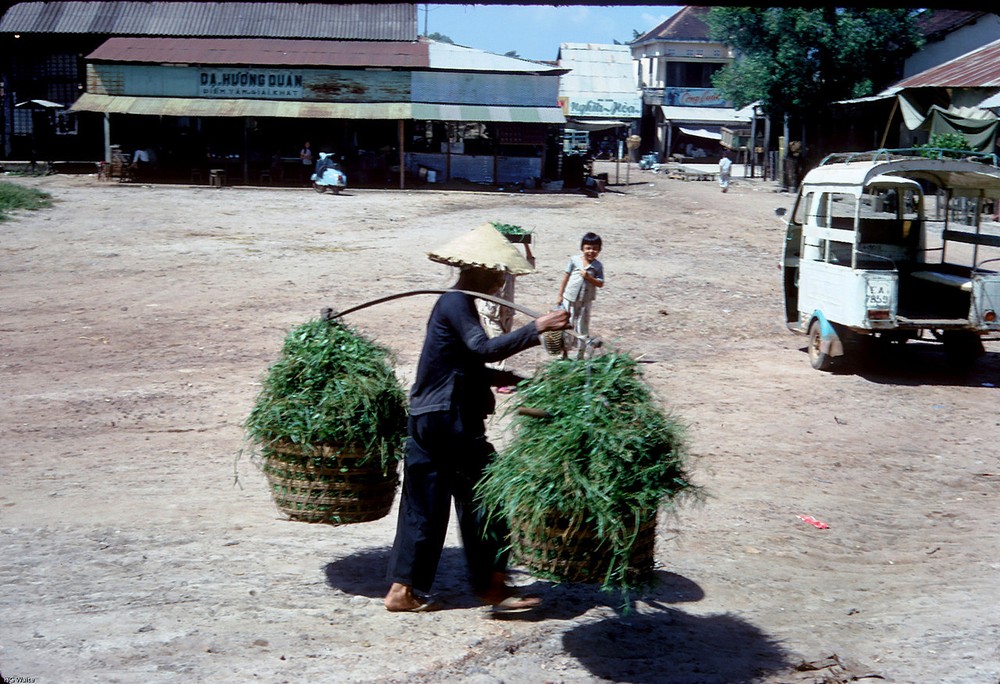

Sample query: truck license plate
[865,281,891,308]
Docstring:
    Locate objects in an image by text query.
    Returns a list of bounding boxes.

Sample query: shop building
[556,42,640,164]
[630,5,751,162]
[0,2,416,162]
[1,1,566,187]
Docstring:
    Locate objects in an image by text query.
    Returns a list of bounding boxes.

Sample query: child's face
[582,243,601,262]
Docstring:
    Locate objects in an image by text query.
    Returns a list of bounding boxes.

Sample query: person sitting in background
[130,147,156,180]
[314,152,335,180]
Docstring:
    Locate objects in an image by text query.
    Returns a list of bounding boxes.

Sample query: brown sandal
[487,594,542,614]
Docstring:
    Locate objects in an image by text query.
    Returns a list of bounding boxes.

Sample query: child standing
[556,232,604,357]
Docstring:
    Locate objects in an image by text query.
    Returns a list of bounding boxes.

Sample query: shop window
[665,62,725,88]
[793,191,813,227]
[815,191,856,230]
[815,192,857,267]
[54,110,77,136]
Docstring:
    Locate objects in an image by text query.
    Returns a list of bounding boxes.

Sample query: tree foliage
[918,132,973,159]
[426,31,453,44]
[706,8,924,117]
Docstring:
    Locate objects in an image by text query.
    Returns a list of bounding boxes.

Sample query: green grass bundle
[478,353,697,594]
[490,220,532,242]
[0,181,52,221]
[244,318,407,470]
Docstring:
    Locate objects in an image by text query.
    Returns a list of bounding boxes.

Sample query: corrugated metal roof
[70,92,412,118]
[427,41,565,74]
[894,37,1000,88]
[87,37,428,67]
[632,6,710,45]
[981,91,1000,110]
[557,43,639,105]
[916,9,987,42]
[0,2,417,40]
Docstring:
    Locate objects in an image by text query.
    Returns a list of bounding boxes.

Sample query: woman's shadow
[326,547,709,620]
[325,546,499,609]
[325,546,571,612]
[325,549,787,678]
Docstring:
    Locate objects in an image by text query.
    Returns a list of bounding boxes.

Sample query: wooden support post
[398,119,405,190]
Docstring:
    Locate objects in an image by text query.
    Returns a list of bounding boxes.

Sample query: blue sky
[423,4,681,62]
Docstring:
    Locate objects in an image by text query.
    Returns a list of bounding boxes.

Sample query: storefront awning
[566,118,628,131]
[70,94,565,124]
[15,99,65,109]
[70,93,412,119]
[678,126,721,140]
[660,105,751,125]
[412,103,565,124]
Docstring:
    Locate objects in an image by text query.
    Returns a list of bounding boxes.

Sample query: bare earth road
[1,164,998,684]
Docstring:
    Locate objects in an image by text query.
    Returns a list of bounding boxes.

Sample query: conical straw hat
[427,223,534,275]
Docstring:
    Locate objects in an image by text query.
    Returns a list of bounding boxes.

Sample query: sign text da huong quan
[198,69,304,98]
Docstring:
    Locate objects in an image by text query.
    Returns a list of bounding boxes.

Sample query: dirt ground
[1,162,998,684]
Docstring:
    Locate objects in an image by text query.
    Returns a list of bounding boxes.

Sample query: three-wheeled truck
[781,150,1000,371]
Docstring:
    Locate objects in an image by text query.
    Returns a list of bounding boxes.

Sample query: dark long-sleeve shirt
[409,290,540,421]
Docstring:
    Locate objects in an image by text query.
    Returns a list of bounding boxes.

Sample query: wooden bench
[911,270,972,292]
[942,229,1000,249]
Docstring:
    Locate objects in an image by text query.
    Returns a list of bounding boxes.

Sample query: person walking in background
[719,151,733,193]
[556,232,604,358]
[270,150,283,183]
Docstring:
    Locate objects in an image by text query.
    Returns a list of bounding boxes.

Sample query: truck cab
[782,151,1000,370]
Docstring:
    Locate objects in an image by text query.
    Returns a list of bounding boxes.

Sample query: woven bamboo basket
[511,510,656,584]
[261,442,398,525]
[542,330,565,356]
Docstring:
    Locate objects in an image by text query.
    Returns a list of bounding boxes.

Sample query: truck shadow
[814,342,1000,387]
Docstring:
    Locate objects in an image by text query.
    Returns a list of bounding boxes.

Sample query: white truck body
[782,152,1000,370]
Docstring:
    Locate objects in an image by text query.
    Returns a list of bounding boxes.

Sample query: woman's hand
[534,309,570,333]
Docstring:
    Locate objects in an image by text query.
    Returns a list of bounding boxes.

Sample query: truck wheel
[313,182,326,193]
[808,320,834,371]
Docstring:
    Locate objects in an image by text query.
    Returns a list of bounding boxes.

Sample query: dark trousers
[386,412,509,594]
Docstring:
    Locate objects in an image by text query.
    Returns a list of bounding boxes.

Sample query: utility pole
[423,4,428,37]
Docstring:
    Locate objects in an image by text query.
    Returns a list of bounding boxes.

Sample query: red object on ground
[797,514,829,529]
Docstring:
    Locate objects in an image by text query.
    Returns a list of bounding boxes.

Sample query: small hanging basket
[511,510,656,585]
[541,330,565,356]
[260,442,398,525]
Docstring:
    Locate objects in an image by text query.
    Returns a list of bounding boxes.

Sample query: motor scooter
[311,153,347,194]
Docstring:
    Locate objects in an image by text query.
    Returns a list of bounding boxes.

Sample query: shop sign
[663,87,730,108]
[198,69,305,98]
[566,98,640,118]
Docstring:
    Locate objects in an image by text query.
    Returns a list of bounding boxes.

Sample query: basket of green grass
[244,318,407,524]
[490,220,533,244]
[478,353,697,593]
